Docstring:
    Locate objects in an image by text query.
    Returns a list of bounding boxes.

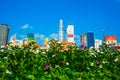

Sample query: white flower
[4,57,8,59]
[101,52,104,54]
[97,50,100,52]
[66,62,69,65]
[102,61,105,64]
[60,50,64,52]
[52,55,55,57]
[42,52,46,55]
[87,67,90,70]
[55,65,59,68]
[114,58,119,62]
[90,63,94,66]
[99,65,102,68]
[1,45,5,48]
[6,70,11,74]
[32,50,35,52]
[46,49,49,52]
[8,46,12,51]
[34,49,39,54]
[0,49,4,52]
[94,55,96,58]
[90,53,94,55]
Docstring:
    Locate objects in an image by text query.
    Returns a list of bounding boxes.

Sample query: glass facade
[86,32,94,48]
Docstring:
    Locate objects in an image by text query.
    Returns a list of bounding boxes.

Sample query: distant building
[104,36,117,46]
[95,39,102,49]
[80,32,94,48]
[10,34,16,42]
[59,19,66,42]
[9,34,23,46]
[0,24,9,46]
[67,25,74,43]
[80,32,87,47]
[86,32,94,48]
[27,33,34,38]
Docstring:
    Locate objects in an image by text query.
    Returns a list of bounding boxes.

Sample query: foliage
[0,39,120,80]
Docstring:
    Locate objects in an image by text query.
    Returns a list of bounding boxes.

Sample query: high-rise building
[27,33,36,43]
[67,25,74,43]
[80,32,94,48]
[0,24,9,46]
[86,32,94,48]
[80,32,87,46]
[95,39,102,49]
[104,36,117,46]
[59,19,66,42]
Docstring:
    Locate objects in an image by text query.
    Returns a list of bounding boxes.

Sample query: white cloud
[21,24,32,29]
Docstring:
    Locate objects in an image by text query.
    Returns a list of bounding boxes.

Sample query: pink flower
[114,58,119,62]
[45,64,49,70]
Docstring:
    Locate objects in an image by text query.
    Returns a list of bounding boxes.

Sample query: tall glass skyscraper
[0,24,9,46]
[59,19,66,42]
[86,32,94,48]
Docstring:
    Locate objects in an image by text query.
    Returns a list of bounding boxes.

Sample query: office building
[95,39,102,49]
[86,32,94,48]
[0,24,9,46]
[80,32,87,47]
[67,25,74,43]
[59,19,66,42]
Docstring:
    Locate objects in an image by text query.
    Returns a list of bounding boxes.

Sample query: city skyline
[0,0,120,45]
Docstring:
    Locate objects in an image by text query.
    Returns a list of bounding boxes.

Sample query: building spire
[60,19,63,27]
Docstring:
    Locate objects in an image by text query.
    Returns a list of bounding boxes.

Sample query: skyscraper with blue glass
[86,32,94,48]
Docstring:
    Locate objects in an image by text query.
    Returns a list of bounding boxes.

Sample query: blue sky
[0,0,120,45]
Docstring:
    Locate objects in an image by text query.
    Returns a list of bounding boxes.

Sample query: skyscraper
[59,19,66,42]
[80,32,87,47]
[80,32,94,48]
[0,24,9,46]
[86,32,94,48]
[27,33,36,44]
[67,25,74,43]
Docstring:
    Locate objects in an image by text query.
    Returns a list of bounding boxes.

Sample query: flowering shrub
[0,40,120,79]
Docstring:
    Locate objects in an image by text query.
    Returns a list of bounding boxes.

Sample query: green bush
[0,40,120,80]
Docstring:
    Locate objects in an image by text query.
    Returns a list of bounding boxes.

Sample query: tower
[59,19,66,42]
[80,32,87,46]
[67,25,74,43]
[0,24,9,46]
[86,32,94,48]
